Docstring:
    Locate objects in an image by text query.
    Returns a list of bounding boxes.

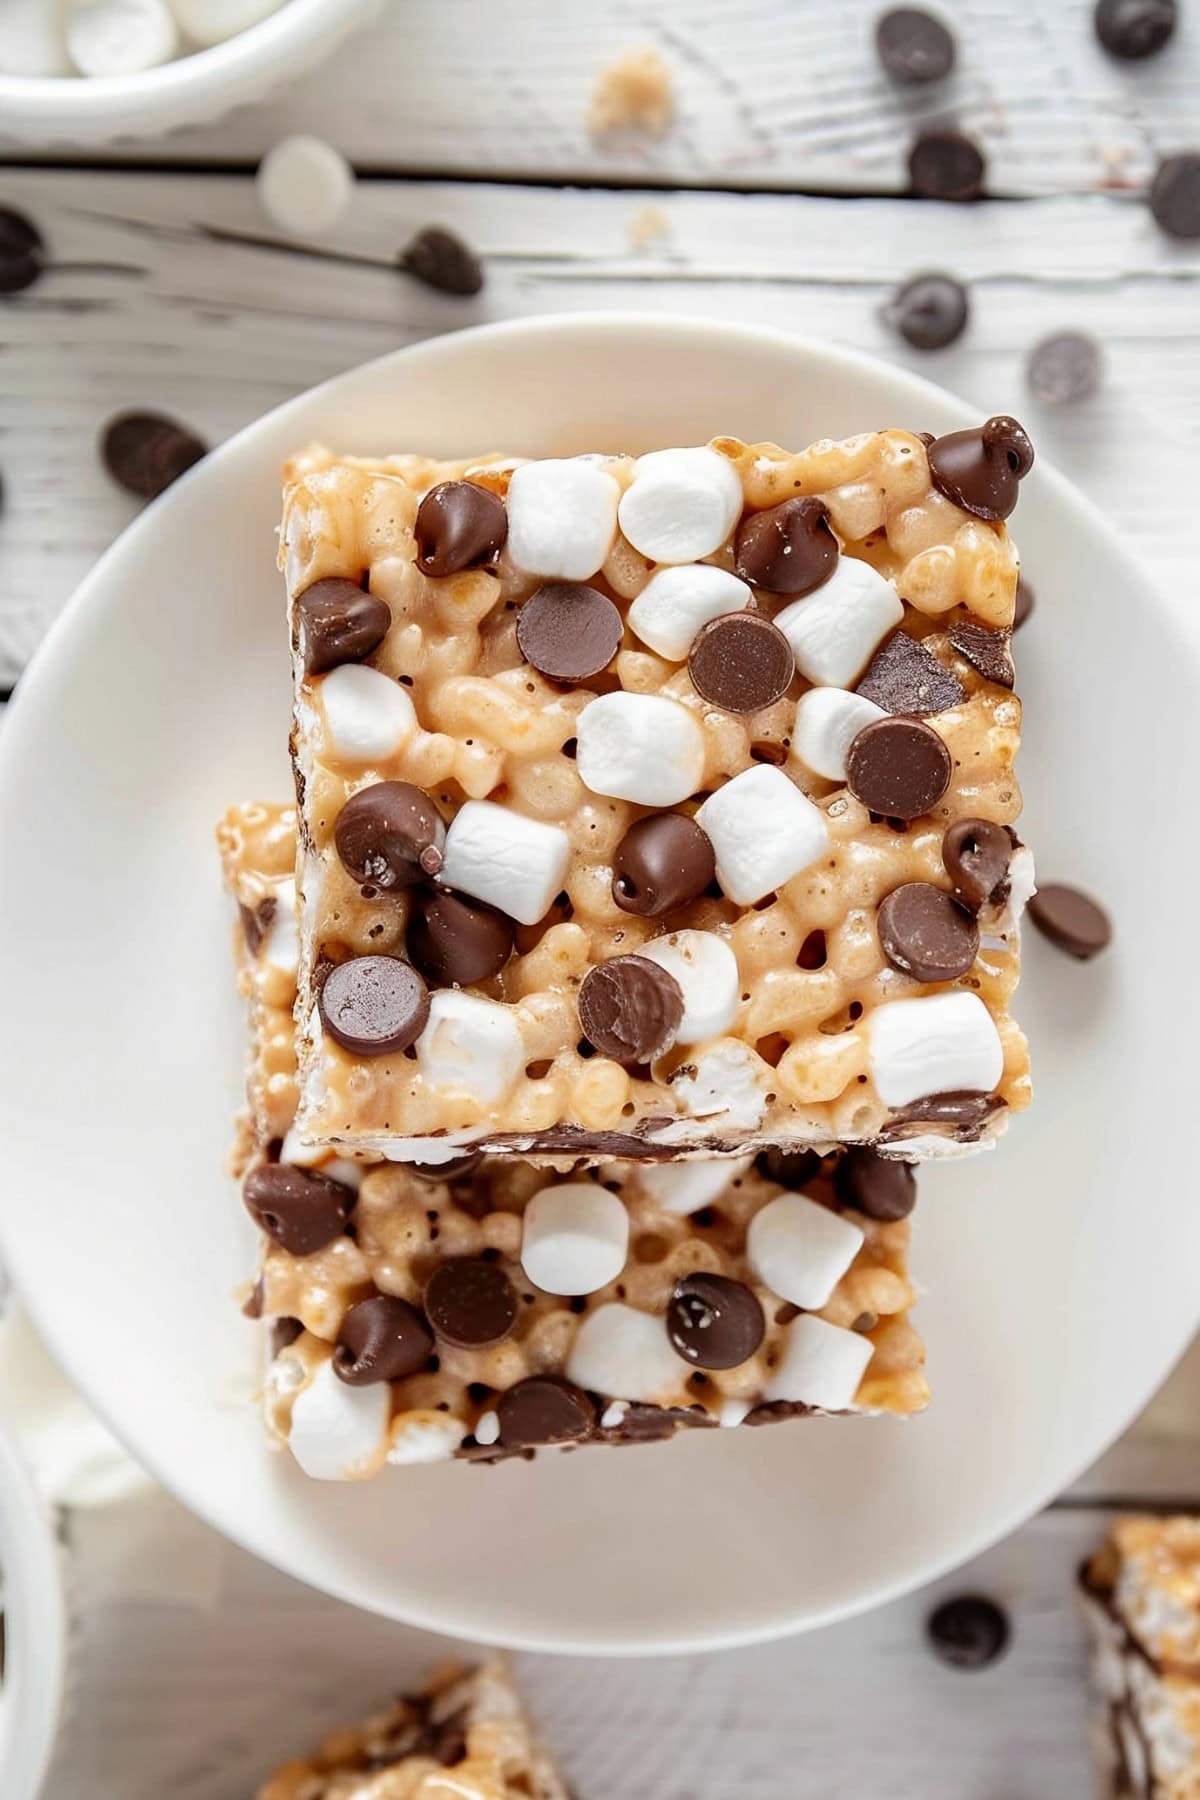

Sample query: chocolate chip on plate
[497,1375,596,1447]
[947,617,1015,688]
[941,817,1013,911]
[1013,576,1035,630]
[877,881,980,981]
[927,1594,1011,1669]
[927,415,1034,521]
[875,7,956,81]
[735,497,839,597]
[856,631,965,715]
[577,955,684,1063]
[294,578,391,676]
[612,813,716,917]
[1094,0,1176,59]
[846,716,953,820]
[407,887,515,986]
[667,1273,765,1370]
[415,480,507,576]
[908,129,986,202]
[883,272,970,350]
[101,410,207,501]
[1149,153,1200,241]
[424,1258,517,1348]
[688,611,795,714]
[516,582,624,683]
[0,206,46,295]
[1027,331,1102,405]
[243,1162,356,1256]
[333,1294,434,1384]
[834,1147,917,1221]
[1027,882,1112,960]
[317,954,430,1055]
[335,781,445,889]
[399,225,484,295]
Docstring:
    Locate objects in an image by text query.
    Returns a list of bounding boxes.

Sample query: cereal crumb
[588,48,674,139]
[627,203,670,250]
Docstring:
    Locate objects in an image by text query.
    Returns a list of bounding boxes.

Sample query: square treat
[257,1659,569,1800]
[280,424,1032,1164]
[222,803,928,1478]
[1081,1518,1200,1798]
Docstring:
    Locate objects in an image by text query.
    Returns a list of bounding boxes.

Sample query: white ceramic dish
[0,314,1195,1656]
[0,1421,68,1800]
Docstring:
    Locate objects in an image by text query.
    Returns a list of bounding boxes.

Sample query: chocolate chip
[497,1375,596,1447]
[1027,331,1102,406]
[612,813,716,918]
[335,781,445,891]
[735,497,839,597]
[317,955,430,1055]
[238,895,277,956]
[1027,883,1112,960]
[1094,0,1176,58]
[294,578,391,676]
[409,1151,484,1182]
[941,817,1013,911]
[424,1258,517,1348]
[875,7,955,80]
[1149,153,1200,240]
[755,1147,822,1190]
[415,480,507,576]
[100,411,207,501]
[834,1148,917,1221]
[928,415,1034,522]
[399,225,484,295]
[516,582,623,683]
[877,882,980,981]
[885,1091,1002,1136]
[242,1276,265,1319]
[243,1162,356,1256]
[667,1273,765,1370]
[908,129,986,202]
[1013,576,1035,630]
[883,272,969,350]
[947,618,1015,689]
[688,612,795,714]
[407,887,515,986]
[846,717,952,820]
[578,955,684,1063]
[271,1317,304,1356]
[333,1294,434,1384]
[927,1595,1011,1669]
[0,207,46,294]
[856,631,965,715]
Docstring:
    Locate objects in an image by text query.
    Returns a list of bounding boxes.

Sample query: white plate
[0,315,1194,1656]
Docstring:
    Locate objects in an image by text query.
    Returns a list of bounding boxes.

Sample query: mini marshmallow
[386,1411,466,1465]
[792,686,887,782]
[617,447,744,564]
[0,0,71,75]
[440,799,570,927]
[719,1398,752,1428]
[668,1041,768,1131]
[474,1410,501,1447]
[1004,845,1037,924]
[638,1154,754,1216]
[627,564,752,662]
[319,664,416,765]
[565,1303,683,1404]
[640,930,740,1044]
[417,990,524,1107]
[867,989,1004,1108]
[774,558,904,689]
[746,1193,864,1310]
[167,0,285,43]
[288,1357,390,1481]
[506,458,620,581]
[576,692,706,807]
[278,1129,364,1189]
[763,1314,873,1412]
[521,1182,630,1296]
[67,0,177,74]
[696,765,828,905]
[260,877,298,978]
[257,135,354,238]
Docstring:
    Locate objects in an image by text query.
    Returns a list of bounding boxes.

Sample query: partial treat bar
[258,1659,570,1800]
[1081,1516,1200,1797]
[221,804,928,1478]
[280,424,1033,1165]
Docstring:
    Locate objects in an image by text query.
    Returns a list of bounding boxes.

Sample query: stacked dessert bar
[221,418,1033,1477]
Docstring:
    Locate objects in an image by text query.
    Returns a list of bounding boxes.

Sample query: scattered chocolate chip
[875,7,955,80]
[497,1375,596,1447]
[424,1258,517,1348]
[877,882,980,981]
[408,887,515,986]
[883,271,969,350]
[1013,576,1035,630]
[927,1594,1011,1669]
[688,611,795,714]
[1027,331,1102,406]
[667,1273,765,1370]
[1149,153,1200,240]
[294,578,391,677]
[0,206,46,294]
[857,631,965,715]
[1027,883,1112,960]
[941,817,1013,911]
[947,618,1015,688]
[908,129,986,202]
[755,1147,822,1190]
[238,896,277,957]
[516,581,623,683]
[101,410,207,501]
[243,1162,356,1256]
[335,781,445,888]
[333,1294,434,1384]
[270,1317,303,1357]
[928,415,1034,521]
[317,955,430,1056]
[409,1151,484,1182]
[1094,0,1176,58]
[834,1148,917,1220]
[399,225,484,296]
[578,955,684,1063]
[612,813,716,918]
[846,716,952,819]
[414,480,507,576]
[735,496,839,596]
[885,1091,1002,1136]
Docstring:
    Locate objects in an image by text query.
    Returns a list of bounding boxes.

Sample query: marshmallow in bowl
[576,691,706,806]
[417,990,524,1106]
[521,1182,630,1295]
[775,559,904,688]
[319,664,416,764]
[627,563,752,661]
[640,929,739,1043]
[566,1303,683,1404]
[867,989,1005,1108]
[747,1192,864,1310]
[168,0,288,43]
[66,0,178,75]
[792,686,887,782]
[696,765,828,905]
[257,135,354,238]
[617,447,743,563]
[637,1154,754,1215]
[506,458,620,580]
[764,1314,874,1411]
[288,1356,390,1481]
[441,799,570,927]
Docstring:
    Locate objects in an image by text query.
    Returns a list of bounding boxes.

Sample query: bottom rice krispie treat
[258,1659,570,1800]
[1081,1516,1200,1798]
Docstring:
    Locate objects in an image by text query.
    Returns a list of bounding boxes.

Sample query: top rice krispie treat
[280,424,1034,1165]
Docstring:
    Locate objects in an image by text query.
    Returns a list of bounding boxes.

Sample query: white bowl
[0,314,1196,1656]
[0,1422,68,1800]
[0,0,376,146]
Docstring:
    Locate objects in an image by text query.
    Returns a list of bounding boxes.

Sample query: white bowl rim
[0,1424,67,1799]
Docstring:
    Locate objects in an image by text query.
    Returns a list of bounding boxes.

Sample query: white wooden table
[4,4,1200,1793]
